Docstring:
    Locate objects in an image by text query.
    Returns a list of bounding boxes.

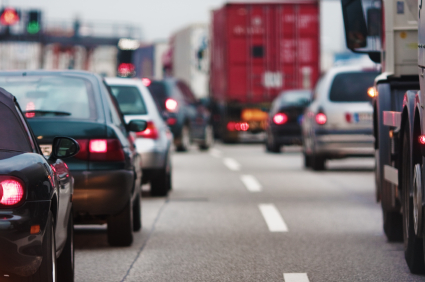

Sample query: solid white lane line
[283,273,310,282]
[240,175,262,192]
[259,204,288,232]
[223,158,241,171]
[210,148,222,158]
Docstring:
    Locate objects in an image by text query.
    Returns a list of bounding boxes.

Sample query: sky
[5,0,228,41]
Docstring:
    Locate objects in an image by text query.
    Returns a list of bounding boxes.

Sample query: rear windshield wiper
[22,110,71,116]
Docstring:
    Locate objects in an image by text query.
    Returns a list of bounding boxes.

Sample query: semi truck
[210,0,320,142]
[133,42,169,80]
[341,0,425,273]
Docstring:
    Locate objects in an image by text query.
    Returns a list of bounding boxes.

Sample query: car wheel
[382,210,403,242]
[132,193,142,232]
[199,125,214,151]
[151,168,170,197]
[176,125,190,152]
[107,200,133,247]
[311,154,325,171]
[303,153,311,168]
[57,209,74,282]
[401,127,425,274]
[266,132,280,153]
[27,212,56,282]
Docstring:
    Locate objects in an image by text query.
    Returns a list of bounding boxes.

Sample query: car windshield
[109,85,148,115]
[0,76,96,119]
[147,81,168,111]
[329,71,379,102]
[280,91,311,106]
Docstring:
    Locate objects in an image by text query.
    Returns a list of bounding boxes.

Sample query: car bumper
[315,129,374,157]
[0,201,50,277]
[134,138,168,170]
[72,170,134,217]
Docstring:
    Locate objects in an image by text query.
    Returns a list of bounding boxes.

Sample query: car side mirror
[127,120,148,132]
[50,137,80,161]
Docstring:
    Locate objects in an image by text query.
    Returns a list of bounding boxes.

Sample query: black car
[265,90,311,153]
[0,88,78,281]
[145,78,213,151]
[0,71,147,247]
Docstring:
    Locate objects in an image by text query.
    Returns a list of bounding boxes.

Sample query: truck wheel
[151,168,170,197]
[311,154,325,171]
[383,210,403,242]
[27,212,56,282]
[401,127,425,274]
[132,193,142,232]
[176,125,190,152]
[303,153,311,168]
[107,200,133,247]
[199,125,214,151]
[57,209,74,282]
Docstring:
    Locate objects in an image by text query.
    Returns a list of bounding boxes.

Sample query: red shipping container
[210,0,320,140]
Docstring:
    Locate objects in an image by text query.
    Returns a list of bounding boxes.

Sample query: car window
[0,76,97,120]
[147,81,168,111]
[279,91,311,107]
[329,71,379,102]
[0,101,32,152]
[109,85,148,115]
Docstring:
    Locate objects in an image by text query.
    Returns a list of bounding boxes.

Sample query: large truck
[133,42,169,80]
[341,0,425,274]
[170,24,210,99]
[210,0,320,142]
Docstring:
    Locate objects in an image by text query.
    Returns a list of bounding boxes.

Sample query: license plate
[40,145,52,157]
[352,113,372,123]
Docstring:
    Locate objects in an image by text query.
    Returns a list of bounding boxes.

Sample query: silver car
[302,65,379,170]
[105,77,173,196]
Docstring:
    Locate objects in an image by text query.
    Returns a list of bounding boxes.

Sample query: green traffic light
[27,21,40,34]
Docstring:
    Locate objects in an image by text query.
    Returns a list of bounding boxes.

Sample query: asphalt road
[74,143,425,282]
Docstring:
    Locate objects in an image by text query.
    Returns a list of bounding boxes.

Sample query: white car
[302,65,379,170]
[105,77,173,196]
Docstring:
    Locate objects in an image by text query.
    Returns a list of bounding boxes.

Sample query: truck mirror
[341,0,368,50]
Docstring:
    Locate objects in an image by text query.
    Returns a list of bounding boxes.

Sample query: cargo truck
[341,0,425,274]
[133,42,169,80]
[210,0,320,142]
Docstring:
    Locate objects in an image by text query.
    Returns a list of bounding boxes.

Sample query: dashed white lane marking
[240,175,262,192]
[259,204,288,232]
[223,158,241,171]
[283,273,310,282]
[210,148,222,158]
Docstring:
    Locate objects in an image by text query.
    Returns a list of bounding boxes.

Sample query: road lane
[259,203,288,232]
[240,175,262,192]
[75,144,425,282]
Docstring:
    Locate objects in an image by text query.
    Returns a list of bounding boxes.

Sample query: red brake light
[0,178,24,206]
[165,99,178,112]
[118,63,135,77]
[136,121,158,139]
[419,135,425,145]
[345,113,351,123]
[315,113,327,125]
[25,101,36,118]
[142,78,151,86]
[273,113,288,125]
[90,140,108,153]
[227,122,236,132]
[167,118,177,125]
[227,122,249,132]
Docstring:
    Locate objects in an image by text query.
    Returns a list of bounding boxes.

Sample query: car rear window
[0,102,32,152]
[0,76,96,119]
[280,91,311,107]
[147,81,168,111]
[109,86,147,115]
[329,71,378,102]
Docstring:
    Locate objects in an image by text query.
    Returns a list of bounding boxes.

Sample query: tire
[151,168,170,197]
[199,125,214,151]
[311,154,325,171]
[265,132,280,153]
[57,210,74,282]
[132,193,142,232]
[107,200,133,247]
[26,212,57,282]
[401,125,425,274]
[303,153,311,168]
[176,125,190,152]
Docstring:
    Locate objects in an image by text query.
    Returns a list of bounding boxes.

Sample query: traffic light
[0,7,20,26]
[26,10,41,35]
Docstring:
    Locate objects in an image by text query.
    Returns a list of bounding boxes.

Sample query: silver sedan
[105,77,173,196]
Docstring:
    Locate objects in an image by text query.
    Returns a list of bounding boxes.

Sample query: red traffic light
[0,8,20,26]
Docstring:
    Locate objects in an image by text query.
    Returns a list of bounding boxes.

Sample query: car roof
[0,70,101,78]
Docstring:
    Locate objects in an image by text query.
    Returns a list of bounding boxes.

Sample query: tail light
[118,63,135,77]
[165,99,178,112]
[136,121,158,139]
[345,113,351,123]
[273,113,288,125]
[419,135,425,145]
[0,177,25,206]
[142,78,151,86]
[227,122,236,132]
[75,139,125,161]
[227,122,249,132]
[315,113,327,125]
[166,118,177,125]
